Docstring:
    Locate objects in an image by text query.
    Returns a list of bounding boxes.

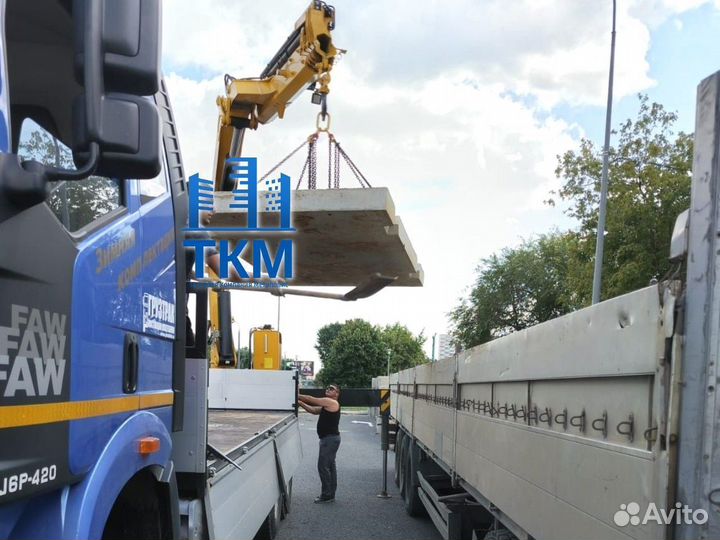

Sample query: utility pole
[432,333,437,362]
[592,0,617,304]
[276,295,281,330]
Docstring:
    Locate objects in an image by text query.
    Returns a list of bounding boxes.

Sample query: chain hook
[320,92,328,120]
[316,112,331,133]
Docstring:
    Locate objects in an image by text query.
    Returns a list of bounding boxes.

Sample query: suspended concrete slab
[207,187,424,287]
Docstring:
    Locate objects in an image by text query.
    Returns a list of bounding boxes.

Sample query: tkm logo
[184,157,295,280]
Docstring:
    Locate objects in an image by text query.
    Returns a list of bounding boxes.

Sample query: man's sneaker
[314,496,334,503]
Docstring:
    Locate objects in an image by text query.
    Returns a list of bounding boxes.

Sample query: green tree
[316,319,386,388]
[449,233,578,348]
[381,323,428,372]
[450,96,692,350]
[314,320,427,386]
[236,347,251,368]
[18,121,120,231]
[314,322,343,366]
[552,95,693,303]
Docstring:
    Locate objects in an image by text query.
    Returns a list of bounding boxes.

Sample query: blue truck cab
[0,0,189,537]
[0,2,302,538]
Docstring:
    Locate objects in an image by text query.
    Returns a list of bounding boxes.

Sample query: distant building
[437,334,456,360]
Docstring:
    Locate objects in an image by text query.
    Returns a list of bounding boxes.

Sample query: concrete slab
[207,187,423,287]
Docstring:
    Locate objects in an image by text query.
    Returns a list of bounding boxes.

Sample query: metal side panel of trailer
[392,284,682,540]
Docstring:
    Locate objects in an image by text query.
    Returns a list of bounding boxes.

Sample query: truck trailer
[390,71,720,540]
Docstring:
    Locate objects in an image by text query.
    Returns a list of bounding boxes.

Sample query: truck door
[1,115,138,499]
[136,142,176,418]
[0,0,168,512]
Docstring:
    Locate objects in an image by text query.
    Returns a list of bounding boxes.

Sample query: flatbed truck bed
[172,363,302,539]
[208,410,293,456]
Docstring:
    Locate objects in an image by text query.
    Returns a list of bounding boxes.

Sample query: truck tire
[403,443,425,517]
[102,469,169,540]
[483,528,516,540]
[280,479,293,520]
[394,430,405,487]
[398,435,410,499]
[254,503,279,540]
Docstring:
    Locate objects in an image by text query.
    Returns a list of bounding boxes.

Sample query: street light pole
[592,0,617,304]
[276,295,281,330]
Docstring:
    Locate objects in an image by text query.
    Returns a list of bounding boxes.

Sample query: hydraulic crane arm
[213,1,340,190]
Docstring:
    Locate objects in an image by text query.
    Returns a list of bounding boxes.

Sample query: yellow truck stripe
[0,392,174,429]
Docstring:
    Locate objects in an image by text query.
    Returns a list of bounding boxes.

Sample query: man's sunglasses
[326,386,338,392]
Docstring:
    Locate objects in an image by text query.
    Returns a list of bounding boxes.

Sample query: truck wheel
[102,469,169,540]
[280,479,293,520]
[403,445,425,517]
[254,504,279,540]
[483,528,516,540]
[398,435,409,499]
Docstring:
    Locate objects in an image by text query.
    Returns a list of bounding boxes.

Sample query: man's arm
[299,401,322,415]
[298,393,339,412]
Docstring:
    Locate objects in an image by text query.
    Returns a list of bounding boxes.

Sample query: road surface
[277,411,440,540]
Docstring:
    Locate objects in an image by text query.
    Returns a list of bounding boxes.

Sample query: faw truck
[391,70,720,540]
[0,1,344,538]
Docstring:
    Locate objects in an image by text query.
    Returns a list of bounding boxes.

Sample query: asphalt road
[277,411,440,540]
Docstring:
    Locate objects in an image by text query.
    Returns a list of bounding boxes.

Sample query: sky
[163,0,720,366]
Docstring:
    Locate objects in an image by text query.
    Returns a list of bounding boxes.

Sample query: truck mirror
[71,0,161,179]
[72,94,161,179]
[0,0,162,213]
[74,0,161,95]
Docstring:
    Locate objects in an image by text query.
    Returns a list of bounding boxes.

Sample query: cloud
[164,0,713,110]
[166,65,578,358]
[305,0,687,107]
[629,0,709,28]
[162,0,717,360]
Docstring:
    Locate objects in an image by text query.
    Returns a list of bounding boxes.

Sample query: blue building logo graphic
[185,157,295,281]
[187,174,214,229]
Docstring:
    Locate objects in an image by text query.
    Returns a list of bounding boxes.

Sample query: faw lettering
[0,304,67,398]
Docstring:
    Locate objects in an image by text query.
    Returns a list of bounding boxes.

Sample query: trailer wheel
[398,435,410,498]
[394,430,405,487]
[403,443,425,517]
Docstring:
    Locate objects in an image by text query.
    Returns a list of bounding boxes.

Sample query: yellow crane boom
[212,0,340,190]
[208,1,341,367]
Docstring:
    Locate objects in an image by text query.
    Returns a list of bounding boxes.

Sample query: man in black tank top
[298,384,341,502]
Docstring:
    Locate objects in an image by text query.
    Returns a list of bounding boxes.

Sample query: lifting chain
[333,137,340,188]
[258,138,308,185]
[308,134,318,189]
[327,135,332,189]
[258,94,372,190]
